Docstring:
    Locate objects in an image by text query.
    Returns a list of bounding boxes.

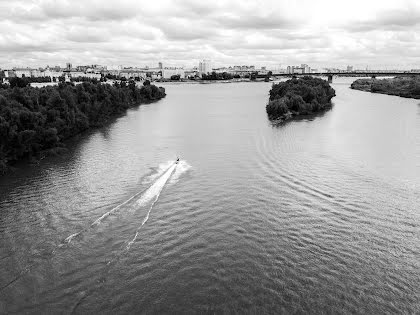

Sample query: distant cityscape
[1,60,420,82]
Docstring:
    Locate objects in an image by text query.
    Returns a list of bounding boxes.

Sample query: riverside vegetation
[0,79,165,173]
[266,76,336,121]
[350,76,420,99]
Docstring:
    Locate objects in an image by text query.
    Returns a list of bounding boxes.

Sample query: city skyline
[1,0,420,69]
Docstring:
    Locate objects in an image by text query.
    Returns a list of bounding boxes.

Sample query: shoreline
[1,98,164,176]
[351,88,420,99]
[268,105,333,124]
[155,78,271,84]
[0,82,166,175]
[351,77,420,99]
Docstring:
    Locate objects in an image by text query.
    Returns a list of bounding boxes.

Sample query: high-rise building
[66,62,72,71]
[199,59,212,74]
[293,67,304,74]
[158,62,163,69]
[301,64,310,74]
[347,65,353,72]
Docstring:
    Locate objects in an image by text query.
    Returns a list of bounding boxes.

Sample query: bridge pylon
[327,74,333,83]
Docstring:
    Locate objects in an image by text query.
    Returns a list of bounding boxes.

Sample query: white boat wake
[169,160,192,184]
[126,159,192,249]
[61,160,183,246]
[70,159,191,313]
[2,159,192,298]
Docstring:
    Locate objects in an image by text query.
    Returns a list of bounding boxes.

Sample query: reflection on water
[0,79,419,313]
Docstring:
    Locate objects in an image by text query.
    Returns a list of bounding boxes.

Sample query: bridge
[269,71,420,83]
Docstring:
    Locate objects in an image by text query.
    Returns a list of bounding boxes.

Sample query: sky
[0,0,419,70]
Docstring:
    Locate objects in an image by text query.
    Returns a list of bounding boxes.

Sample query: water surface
[0,78,419,313]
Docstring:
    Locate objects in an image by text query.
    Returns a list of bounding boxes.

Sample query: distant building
[76,66,88,72]
[14,68,32,78]
[66,63,72,71]
[286,64,312,74]
[91,64,106,71]
[70,72,101,80]
[120,70,147,80]
[301,64,311,74]
[198,59,212,75]
[185,69,199,78]
[292,67,304,74]
[158,62,163,69]
[3,70,16,78]
[31,69,43,77]
[162,68,185,79]
[347,65,353,72]
[48,70,64,78]
[107,65,123,71]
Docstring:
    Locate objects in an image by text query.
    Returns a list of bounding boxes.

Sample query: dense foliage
[201,72,240,80]
[5,77,52,88]
[0,81,165,173]
[351,76,420,99]
[266,76,335,120]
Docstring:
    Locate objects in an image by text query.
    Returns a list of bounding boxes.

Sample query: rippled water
[0,78,419,314]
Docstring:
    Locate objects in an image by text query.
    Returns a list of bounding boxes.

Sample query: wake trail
[70,162,178,313]
[114,162,177,259]
[0,161,177,295]
[0,264,34,293]
[61,184,148,246]
[61,161,177,247]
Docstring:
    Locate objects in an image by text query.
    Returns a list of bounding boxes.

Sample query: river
[0,78,419,314]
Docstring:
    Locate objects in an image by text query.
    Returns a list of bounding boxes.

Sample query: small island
[266,76,336,122]
[0,79,166,174]
[351,76,420,99]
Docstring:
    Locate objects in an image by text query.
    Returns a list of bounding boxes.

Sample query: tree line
[351,76,420,99]
[201,72,241,80]
[266,76,336,121]
[0,80,165,173]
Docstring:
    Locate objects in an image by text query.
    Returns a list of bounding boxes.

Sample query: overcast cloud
[0,0,419,69]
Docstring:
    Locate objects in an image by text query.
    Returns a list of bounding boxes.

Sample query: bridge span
[269,72,420,83]
[271,71,420,78]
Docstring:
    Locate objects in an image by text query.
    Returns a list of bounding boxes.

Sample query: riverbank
[156,78,273,84]
[351,76,420,99]
[0,81,166,174]
[266,76,336,122]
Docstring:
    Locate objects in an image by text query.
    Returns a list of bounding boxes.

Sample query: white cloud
[0,0,419,69]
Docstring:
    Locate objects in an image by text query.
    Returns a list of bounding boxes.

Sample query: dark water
[0,79,419,314]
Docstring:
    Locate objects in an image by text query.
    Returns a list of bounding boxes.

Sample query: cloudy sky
[0,0,419,70]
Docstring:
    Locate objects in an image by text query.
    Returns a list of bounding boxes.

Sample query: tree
[0,81,166,172]
[9,77,30,88]
[266,76,335,120]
